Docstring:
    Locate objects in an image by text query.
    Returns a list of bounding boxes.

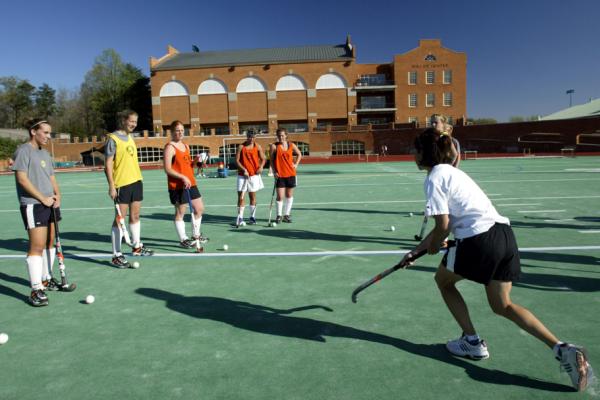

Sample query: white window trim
[443,70,452,85]
[426,93,435,107]
[160,81,189,97]
[407,71,417,85]
[316,73,347,89]
[443,92,453,107]
[198,78,227,95]
[425,71,435,85]
[408,93,417,108]
[236,76,267,93]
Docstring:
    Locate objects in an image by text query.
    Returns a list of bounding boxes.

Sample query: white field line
[578,230,600,234]
[495,203,541,207]
[544,219,575,222]
[1,195,600,213]
[517,210,566,214]
[1,245,600,260]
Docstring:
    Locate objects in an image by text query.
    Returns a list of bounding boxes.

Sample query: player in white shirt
[400,128,593,391]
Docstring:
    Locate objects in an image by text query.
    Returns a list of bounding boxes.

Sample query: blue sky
[1,0,598,121]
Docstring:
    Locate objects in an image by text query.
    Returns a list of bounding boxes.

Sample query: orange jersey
[238,145,261,176]
[166,143,196,190]
[273,142,296,178]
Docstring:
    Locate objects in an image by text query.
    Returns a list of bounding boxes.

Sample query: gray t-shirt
[12,143,55,205]
[104,132,130,158]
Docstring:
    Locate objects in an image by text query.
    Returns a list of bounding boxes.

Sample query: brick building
[147,38,466,158]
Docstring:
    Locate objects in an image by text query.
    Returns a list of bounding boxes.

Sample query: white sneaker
[556,343,593,391]
[446,335,489,360]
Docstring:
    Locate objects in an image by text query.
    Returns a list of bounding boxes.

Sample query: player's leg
[190,189,207,243]
[435,264,489,359]
[275,185,285,224]
[42,219,59,290]
[129,181,153,256]
[283,179,296,223]
[248,191,257,224]
[27,227,50,306]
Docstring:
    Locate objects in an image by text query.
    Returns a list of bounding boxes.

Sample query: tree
[466,117,498,125]
[509,115,541,123]
[82,49,149,133]
[0,76,35,128]
[34,83,56,119]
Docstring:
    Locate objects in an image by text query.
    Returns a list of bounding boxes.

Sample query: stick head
[351,293,358,303]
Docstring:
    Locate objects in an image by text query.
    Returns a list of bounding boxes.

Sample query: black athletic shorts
[275,176,297,188]
[169,186,201,205]
[442,223,521,285]
[20,204,62,230]
[116,180,143,204]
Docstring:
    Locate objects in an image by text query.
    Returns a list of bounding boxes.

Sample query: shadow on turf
[0,272,30,303]
[136,288,573,393]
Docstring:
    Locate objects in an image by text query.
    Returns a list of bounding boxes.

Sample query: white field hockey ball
[85,295,95,304]
[0,333,8,345]
[223,244,229,251]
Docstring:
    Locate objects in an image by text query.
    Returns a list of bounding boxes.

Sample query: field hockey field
[0,156,599,399]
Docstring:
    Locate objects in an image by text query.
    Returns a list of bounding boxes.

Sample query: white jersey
[424,164,509,239]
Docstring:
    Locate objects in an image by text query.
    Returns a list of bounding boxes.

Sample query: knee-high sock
[42,248,56,280]
[130,221,141,247]
[276,201,283,216]
[175,219,187,241]
[194,215,202,237]
[26,255,44,290]
[237,207,245,224]
[111,225,123,255]
[284,197,294,215]
[250,205,257,218]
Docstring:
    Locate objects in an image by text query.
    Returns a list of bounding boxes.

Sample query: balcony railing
[355,79,395,87]
[355,102,397,112]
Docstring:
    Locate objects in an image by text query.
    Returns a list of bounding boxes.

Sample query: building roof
[541,98,600,120]
[152,44,354,71]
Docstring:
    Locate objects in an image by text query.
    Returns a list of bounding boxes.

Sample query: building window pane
[332,140,365,155]
[138,147,164,163]
[443,70,452,84]
[279,121,308,133]
[443,92,453,107]
[408,117,418,124]
[426,93,435,107]
[409,93,417,108]
[408,71,417,85]
[293,141,310,156]
[426,71,435,84]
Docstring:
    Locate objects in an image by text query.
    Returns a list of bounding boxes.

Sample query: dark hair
[118,110,138,129]
[276,128,287,135]
[414,128,455,168]
[170,120,184,132]
[24,118,50,134]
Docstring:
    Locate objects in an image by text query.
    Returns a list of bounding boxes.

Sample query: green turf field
[0,157,599,399]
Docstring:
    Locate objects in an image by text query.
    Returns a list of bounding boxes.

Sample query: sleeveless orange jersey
[273,143,296,178]
[166,143,197,190]
[238,145,261,176]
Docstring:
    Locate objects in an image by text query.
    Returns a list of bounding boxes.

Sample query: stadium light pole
[566,89,574,107]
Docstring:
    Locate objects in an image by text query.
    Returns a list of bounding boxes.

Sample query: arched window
[331,140,365,155]
[159,81,189,97]
[137,147,164,163]
[198,79,227,95]
[292,141,310,156]
[236,76,267,93]
[276,75,307,91]
[316,73,346,89]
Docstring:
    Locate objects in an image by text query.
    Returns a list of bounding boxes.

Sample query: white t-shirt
[424,164,509,239]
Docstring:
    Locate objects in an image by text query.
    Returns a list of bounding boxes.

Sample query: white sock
[111,225,122,255]
[130,221,141,247]
[276,201,283,216]
[250,205,256,218]
[237,206,245,224]
[26,255,44,290]
[194,215,202,237]
[284,197,294,215]
[42,248,56,280]
[175,220,187,241]
[553,342,566,358]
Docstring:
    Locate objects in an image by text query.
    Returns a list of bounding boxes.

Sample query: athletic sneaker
[193,234,209,244]
[132,245,154,256]
[180,239,195,248]
[111,254,130,269]
[275,215,282,224]
[248,217,257,225]
[29,289,48,307]
[446,334,489,360]
[283,215,292,223]
[43,277,61,291]
[556,343,593,391]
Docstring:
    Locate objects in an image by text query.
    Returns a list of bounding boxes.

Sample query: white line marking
[517,210,566,214]
[1,245,600,260]
[578,230,600,234]
[543,219,575,222]
[496,203,541,207]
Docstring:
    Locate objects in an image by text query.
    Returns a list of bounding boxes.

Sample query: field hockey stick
[114,198,132,246]
[414,215,428,241]
[266,181,277,227]
[185,188,203,253]
[351,240,455,303]
[50,207,76,292]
